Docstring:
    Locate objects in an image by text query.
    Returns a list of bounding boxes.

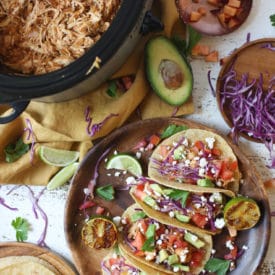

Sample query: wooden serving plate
[0,242,76,274]
[64,117,270,275]
[216,38,275,142]
[175,0,252,36]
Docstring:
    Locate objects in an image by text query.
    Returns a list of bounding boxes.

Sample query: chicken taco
[148,129,241,194]
[118,204,212,275]
[130,178,232,235]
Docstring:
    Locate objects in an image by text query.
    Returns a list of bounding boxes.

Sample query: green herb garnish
[161,124,188,139]
[106,80,117,97]
[204,258,231,275]
[166,189,189,207]
[270,14,275,26]
[11,217,30,242]
[172,25,201,56]
[96,184,115,201]
[141,224,156,252]
[131,211,147,222]
[4,137,30,163]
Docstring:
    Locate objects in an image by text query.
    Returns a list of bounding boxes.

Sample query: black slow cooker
[0,0,163,123]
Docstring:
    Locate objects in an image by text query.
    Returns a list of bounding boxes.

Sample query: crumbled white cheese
[136,151,141,159]
[200,196,207,203]
[182,138,188,146]
[209,192,223,203]
[211,249,216,254]
[114,150,118,155]
[205,137,215,149]
[156,239,163,245]
[185,159,191,166]
[216,180,222,187]
[242,245,248,250]
[112,216,121,226]
[199,168,205,176]
[226,240,235,250]
[169,211,175,218]
[107,173,112,177]
[114,171,121,177]
[83,188,90,195]
[199,157,208,168]
[104,158,108,162]
[194,156,200,161]
[139,147,145,152]
[121,218,127,224]
[145,251,156,261]
[214,218,225,229]
[126,176,136,185]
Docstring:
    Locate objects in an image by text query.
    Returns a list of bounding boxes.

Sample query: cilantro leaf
[204,258,231,275]
[11,217,30,242]
[96,184,115,201]
[161,124,188,139]
[166,189,189,207]
[106,80,117,97]
[4,137,30,163]
[270,14,275,26]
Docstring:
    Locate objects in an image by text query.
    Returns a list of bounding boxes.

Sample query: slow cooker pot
[0,0,163,123]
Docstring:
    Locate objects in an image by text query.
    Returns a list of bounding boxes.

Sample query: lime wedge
[39,146,79,167]
[47,162,79,190]
[106,154,142,177]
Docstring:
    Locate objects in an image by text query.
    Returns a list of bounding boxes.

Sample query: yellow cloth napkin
[0,1,194,185]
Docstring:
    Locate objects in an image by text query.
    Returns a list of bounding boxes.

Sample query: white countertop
[0,0,275,274]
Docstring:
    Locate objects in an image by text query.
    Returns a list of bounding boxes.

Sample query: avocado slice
[145,35,193,106]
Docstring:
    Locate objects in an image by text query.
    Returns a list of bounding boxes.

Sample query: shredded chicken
[0,0,121,74]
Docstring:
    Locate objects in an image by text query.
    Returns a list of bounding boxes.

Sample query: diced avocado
[184,232,205,249]
[163,188,173,196]
[150,183,163,195]
[173,146,185,160]
[172,264,190,272]
[144,196,157,208]
[158,249,169,263]
[175,212,190,223]
[168,254,179,265]
[145,36,193,106]
[197,178,215,187]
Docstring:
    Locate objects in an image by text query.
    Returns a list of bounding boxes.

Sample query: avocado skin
[145,35,193,106]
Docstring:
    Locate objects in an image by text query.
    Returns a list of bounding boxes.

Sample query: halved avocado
[145,36,193,106]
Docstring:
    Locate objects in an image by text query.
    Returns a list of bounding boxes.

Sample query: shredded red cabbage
[220,67,275,168]
[208,70,216,97]
[24,118,36,164]
[26,186,48,247]
[261,43,275,51]
[171,106,179,117]
[0,197,18,211]
[85,106,118,137]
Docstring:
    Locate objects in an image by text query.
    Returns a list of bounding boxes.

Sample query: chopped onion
[261,43,275,51]
[208,70,216,97]
[0,197,18,211]
[24,118,36,164]
[220,67,275,168]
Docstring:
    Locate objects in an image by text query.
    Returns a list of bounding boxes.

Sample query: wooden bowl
[175,0,252,36]
[64,117,270,275]
[216,38,275,142]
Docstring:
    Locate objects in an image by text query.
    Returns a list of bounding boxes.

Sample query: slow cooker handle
[0,101,29,124]
[140,11,164,35]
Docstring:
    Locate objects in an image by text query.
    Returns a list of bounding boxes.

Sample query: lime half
[47,162,79,190]
[106,154,142,177]
[39,146,79,167]
[81,217,117,249]
[224,196,261,230]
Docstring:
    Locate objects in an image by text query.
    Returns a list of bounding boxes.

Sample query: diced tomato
[108,258,118,266]
[138,219,148,234]
[78,200,96,210]
[220,169,234,180]
[131,231,146,251]
[194,140,204,150]
[190,250,204,267]
[191,213,208,228]
[156,224,166,236]
[168,234,178,246]
[121,76,133,90]
[228,160,238,171]
[211,147,221,156]
[174,239,188,249]
[134,250,145,257]
[159,145,170,158]
[95,206,105,215]
[133,139,147,150]
[149,134,161,146]
[136,183,145,191]
[133,189,147,201]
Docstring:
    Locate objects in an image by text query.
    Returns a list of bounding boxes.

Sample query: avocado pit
[159,59,184,90]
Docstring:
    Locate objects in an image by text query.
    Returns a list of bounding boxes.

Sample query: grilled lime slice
[81,217,117,249]
[224,196,260,230]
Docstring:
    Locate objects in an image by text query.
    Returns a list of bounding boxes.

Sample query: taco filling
[119,205,212,274]
[131,179,226,235]
[148,129,240,193]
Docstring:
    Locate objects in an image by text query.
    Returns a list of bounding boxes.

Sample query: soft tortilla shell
[118,204,212,275]
[148,129,241,194]
[0,256,58,274]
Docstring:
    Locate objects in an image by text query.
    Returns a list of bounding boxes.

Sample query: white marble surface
[0,0,275,274]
